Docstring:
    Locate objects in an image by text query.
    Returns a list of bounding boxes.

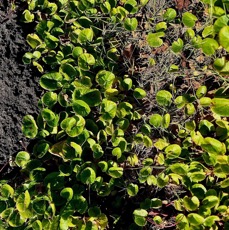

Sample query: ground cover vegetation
[1,0,229,229]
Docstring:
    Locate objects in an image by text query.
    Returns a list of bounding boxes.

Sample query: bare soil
[0,1,41,177]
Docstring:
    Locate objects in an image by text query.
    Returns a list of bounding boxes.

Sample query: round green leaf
[40,72,63,91]
[187,213,204,226]
[151,198,162,209]
[211,98,229,116]
[202,196,219,209]
[78,28,93,43]
[147,32,164,47]
[191,184,207,199]
[60,187,73,201]
[156,90,172,106]
[182,12,198,28]
[172,38,184,53]
[124,18,138,31]
[1,184,14,198]
[219,26,229,52]
[8,211,25,227]
[149,114,163,128]
[133,88,146,99]
[78,53,95,70]
[22,115,38,139]
[96,70,115,89]
[101,99,117,120]
[127,183,139,196]
[163,8,177,22]
[15,151,30,167]
[183,196,200,211]
[133,209,148,226]
[72,100,91,117]
[61,115,85,137]
[108,167,123,178]
[201,38,219,55]
[80,167,96,184]
[170,163,188,175]
[42,92,57,107]
[165,144,181,159]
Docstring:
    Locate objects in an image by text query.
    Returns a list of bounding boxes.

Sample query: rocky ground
[0,0,41,177]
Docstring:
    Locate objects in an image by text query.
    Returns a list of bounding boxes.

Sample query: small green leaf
[170,163,188,175]
[219,26,229,52]
[182,12,198,27]
[220,177,229,188]
[187,213,204,226]
[156,90,172,106]
[60,187,73,201]
[196,86,207,99]
[171,38,184,53]
[201,38,219,55]
[16,190,31,212]
[78,28,93,43]
[26,33,42,49]
[96,70,115,89]
[72,100,91,117]
[149,114,163,128]
[80,167,96,184]
[8,211,25,227]
[127,183,139,196]
[151,198,162,209]
[165,144,181,159]
[40,72,63,91]
[147,32,164,47]
[124,18,138,31]
[201,137,224,155]
[211,98,229,116]
[199,97,212,107]
[78,53,95,70]
[32,220,42,230]
[108,167,123,178]
[204,216,220,227]
[42,92,57,107]
[92,143,104,159]
[183,196,200,211]
[22,10,34,23]
[163,8,177,22]
[133,88,146,99]
[61,115,85,137]
[22,115,38,138]
[1,184,14,198]
[155,22,167,32]
[15,151,30,167]
[202,196,219,208]
[133,209,148,227]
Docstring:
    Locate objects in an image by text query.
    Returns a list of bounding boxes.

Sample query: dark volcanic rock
[0,1,41,175]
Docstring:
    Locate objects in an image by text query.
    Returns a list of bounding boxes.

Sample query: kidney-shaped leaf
[40,72,63,91]
[147,32,164,47]
[61,115,85,137]
[72,100,91,117]
[22,115,38,139]
[96,70,115,89]
[165,144,181,159]
[219,26,229,52]
[182,12,198,27]
[80,167,96,184]
[187,213,204,226]
[108,167,123,178]
[15,151,30,168]
[124,18,138,31]
[156,90,172,106]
